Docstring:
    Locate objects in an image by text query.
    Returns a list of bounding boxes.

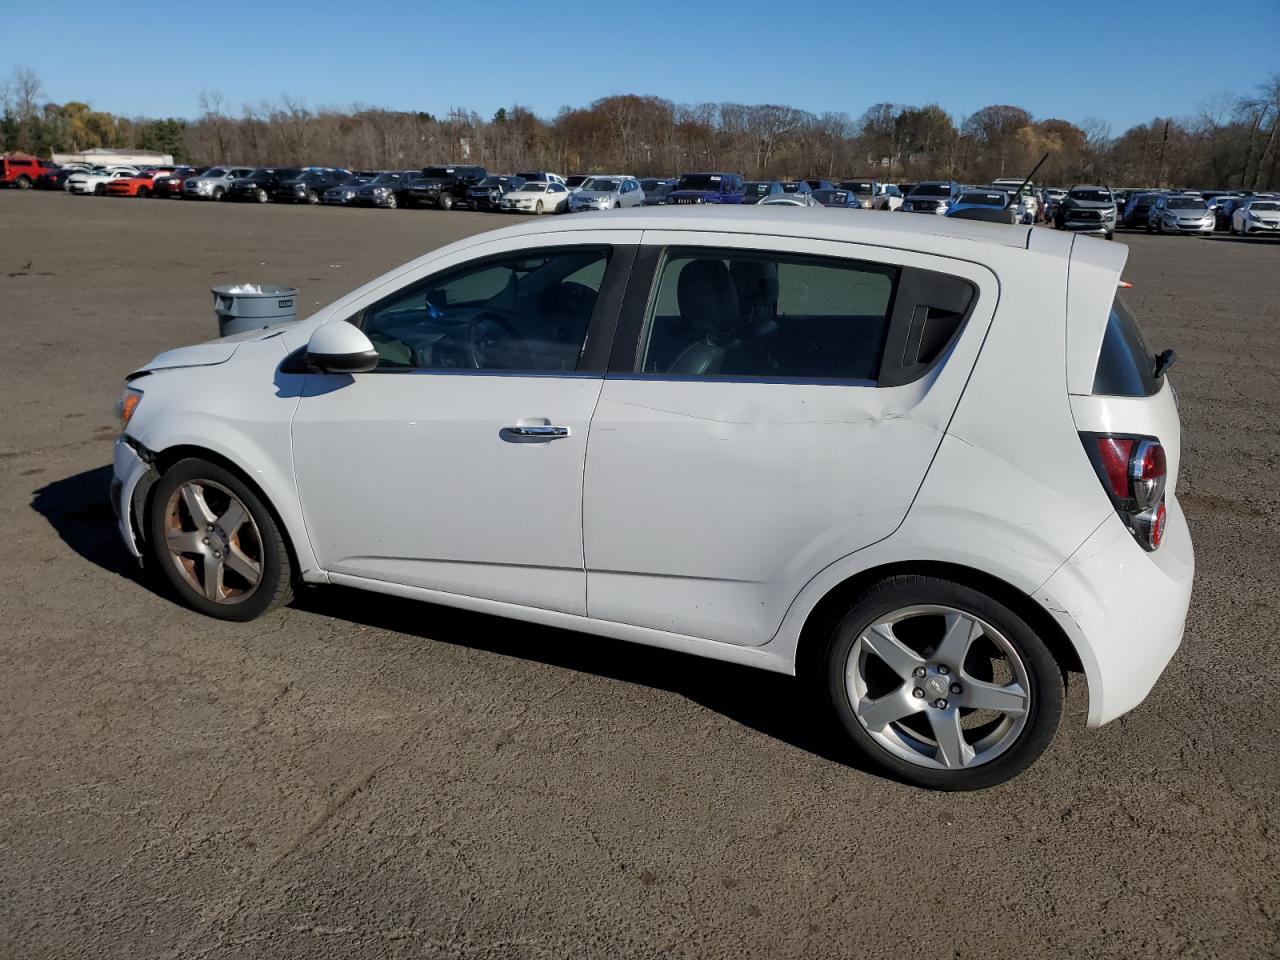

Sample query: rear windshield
[1092,296,1160,397]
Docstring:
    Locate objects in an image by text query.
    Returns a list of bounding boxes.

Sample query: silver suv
[183,166,254,201]
[568,176,644,211]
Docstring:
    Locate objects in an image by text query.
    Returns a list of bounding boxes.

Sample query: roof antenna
[1004,152,1049,211]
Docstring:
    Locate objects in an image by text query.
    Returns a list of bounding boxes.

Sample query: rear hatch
[1066,239,1181,551]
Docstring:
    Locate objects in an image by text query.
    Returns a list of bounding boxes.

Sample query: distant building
[50,147,174,167]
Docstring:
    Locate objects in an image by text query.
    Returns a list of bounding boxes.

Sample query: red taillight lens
[1084,433,1168,551]
[1095,437,1134,498]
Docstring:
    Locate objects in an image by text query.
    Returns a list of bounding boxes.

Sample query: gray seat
[668,259,741,375]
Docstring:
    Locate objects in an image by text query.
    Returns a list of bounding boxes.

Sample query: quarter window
[353,247,611,372]
[640,248,896,381]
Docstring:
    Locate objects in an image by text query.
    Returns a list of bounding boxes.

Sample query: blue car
[667,172,746,205]
[743,181,783,204]
[811,188,863,208]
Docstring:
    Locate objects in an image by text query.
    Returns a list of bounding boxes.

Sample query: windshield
[1069,189,1112,202]
[911,183,951,197]
[519,183,547,193]
[582,177,621,192]
[813,190,850,203]
[781,182,805,193]
[842,181,874,194]
[1251,201,1280,211]
[566,176,588,187]
[744,183,774,196]
[371,172,401,184]
[203,168,226,178]
[1167,197,1207,210]
[959,192,1006,206]
[677,174,722,191]
[650,184,673,196]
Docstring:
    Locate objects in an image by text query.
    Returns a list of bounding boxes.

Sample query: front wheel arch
[794,560,1082,686]
[147,444,304,582]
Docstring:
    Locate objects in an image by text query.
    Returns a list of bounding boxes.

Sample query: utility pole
[1157,120,1169,188]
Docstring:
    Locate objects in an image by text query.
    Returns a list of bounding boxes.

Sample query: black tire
[817,575,1064,790]
[306,189,319,204]
[137,186,149,198]
[438,192,453,211]
[95,183,106,196]
[15,174,32,189]
[147,457,294,622]
[212,186,225,201]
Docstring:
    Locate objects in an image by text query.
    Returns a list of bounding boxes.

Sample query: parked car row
[12,154,1278,238]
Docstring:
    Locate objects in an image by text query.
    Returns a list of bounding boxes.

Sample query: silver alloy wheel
[844,605,1031,770]
[163,479,264,604]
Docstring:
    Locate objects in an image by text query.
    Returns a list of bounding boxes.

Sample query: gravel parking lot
[1,192,1277,959]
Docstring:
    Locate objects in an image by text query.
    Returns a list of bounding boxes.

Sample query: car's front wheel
[148,458,293,621]
[438,193,453,211]
[819,576,1064,790]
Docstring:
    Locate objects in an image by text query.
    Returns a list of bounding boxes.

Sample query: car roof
[465,204,1036,250]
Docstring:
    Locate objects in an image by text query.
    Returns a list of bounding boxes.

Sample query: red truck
[1,153,56,189]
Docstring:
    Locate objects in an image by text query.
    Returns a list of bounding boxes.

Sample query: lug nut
[202,537,209,545]
[213,551,221,559]
[912,666,926,678]
[912,687,925,699]
[933,698,948,709]
[207,524,213,532]
[937,664,950,675]
[950,683,963,695]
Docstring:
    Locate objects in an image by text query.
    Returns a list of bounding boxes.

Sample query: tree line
[3,67,1278,189]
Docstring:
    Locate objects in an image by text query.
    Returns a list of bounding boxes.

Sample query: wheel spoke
[223,545,261,586]
[928,708,974,768]
[855,690,918,730]
[181,483,217,526]
[217,498,248,537]
[202,555,223,601]
[167,530,206,555]
[860,622,925,680]
[934,612,983,668]
[961,679,1028,717]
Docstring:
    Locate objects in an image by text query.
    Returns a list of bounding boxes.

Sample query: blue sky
[11,0,1278,131]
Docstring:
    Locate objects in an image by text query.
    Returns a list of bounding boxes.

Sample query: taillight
[1082,433,1168,551]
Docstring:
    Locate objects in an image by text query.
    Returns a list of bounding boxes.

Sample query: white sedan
[1230,196,1280,236]
[499,180,571,214]
[110,208,1193,790]
[66,167,139,195]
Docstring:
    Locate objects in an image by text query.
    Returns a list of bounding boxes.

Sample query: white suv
[110,208,1193,789]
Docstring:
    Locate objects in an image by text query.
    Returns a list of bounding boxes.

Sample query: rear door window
[640,248,896,381]
[1092,295,1160,396]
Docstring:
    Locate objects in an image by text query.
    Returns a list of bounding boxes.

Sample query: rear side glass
[1092,296,1159,397]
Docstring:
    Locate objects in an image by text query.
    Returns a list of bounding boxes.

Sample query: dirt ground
[0,192,1276,960]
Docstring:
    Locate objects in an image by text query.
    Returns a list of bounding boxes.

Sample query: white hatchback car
[111,208,1193,789]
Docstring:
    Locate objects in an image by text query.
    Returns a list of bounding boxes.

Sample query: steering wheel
[466,312,534,370]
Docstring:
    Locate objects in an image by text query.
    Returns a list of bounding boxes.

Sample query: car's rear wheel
[819,576,1063,790]
[95,183,106,195]
[148,458,293,622]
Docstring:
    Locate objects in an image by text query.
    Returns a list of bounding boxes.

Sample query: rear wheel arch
[794,560,1083,684]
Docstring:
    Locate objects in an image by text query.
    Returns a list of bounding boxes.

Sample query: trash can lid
[211,283,298,298]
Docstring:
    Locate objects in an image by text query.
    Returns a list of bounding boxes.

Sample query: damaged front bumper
[111,435,159,563]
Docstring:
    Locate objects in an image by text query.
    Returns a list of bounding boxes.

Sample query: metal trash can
[212,283,298,337]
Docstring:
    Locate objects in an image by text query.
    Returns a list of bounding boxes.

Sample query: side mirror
[305,322,379,374]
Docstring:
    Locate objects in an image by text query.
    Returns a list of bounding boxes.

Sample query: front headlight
[117,388,143,431]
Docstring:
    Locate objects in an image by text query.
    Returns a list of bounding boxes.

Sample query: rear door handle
[503,424,571,439]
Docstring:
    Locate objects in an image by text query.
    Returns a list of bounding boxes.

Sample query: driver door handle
[503,424,571,439]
